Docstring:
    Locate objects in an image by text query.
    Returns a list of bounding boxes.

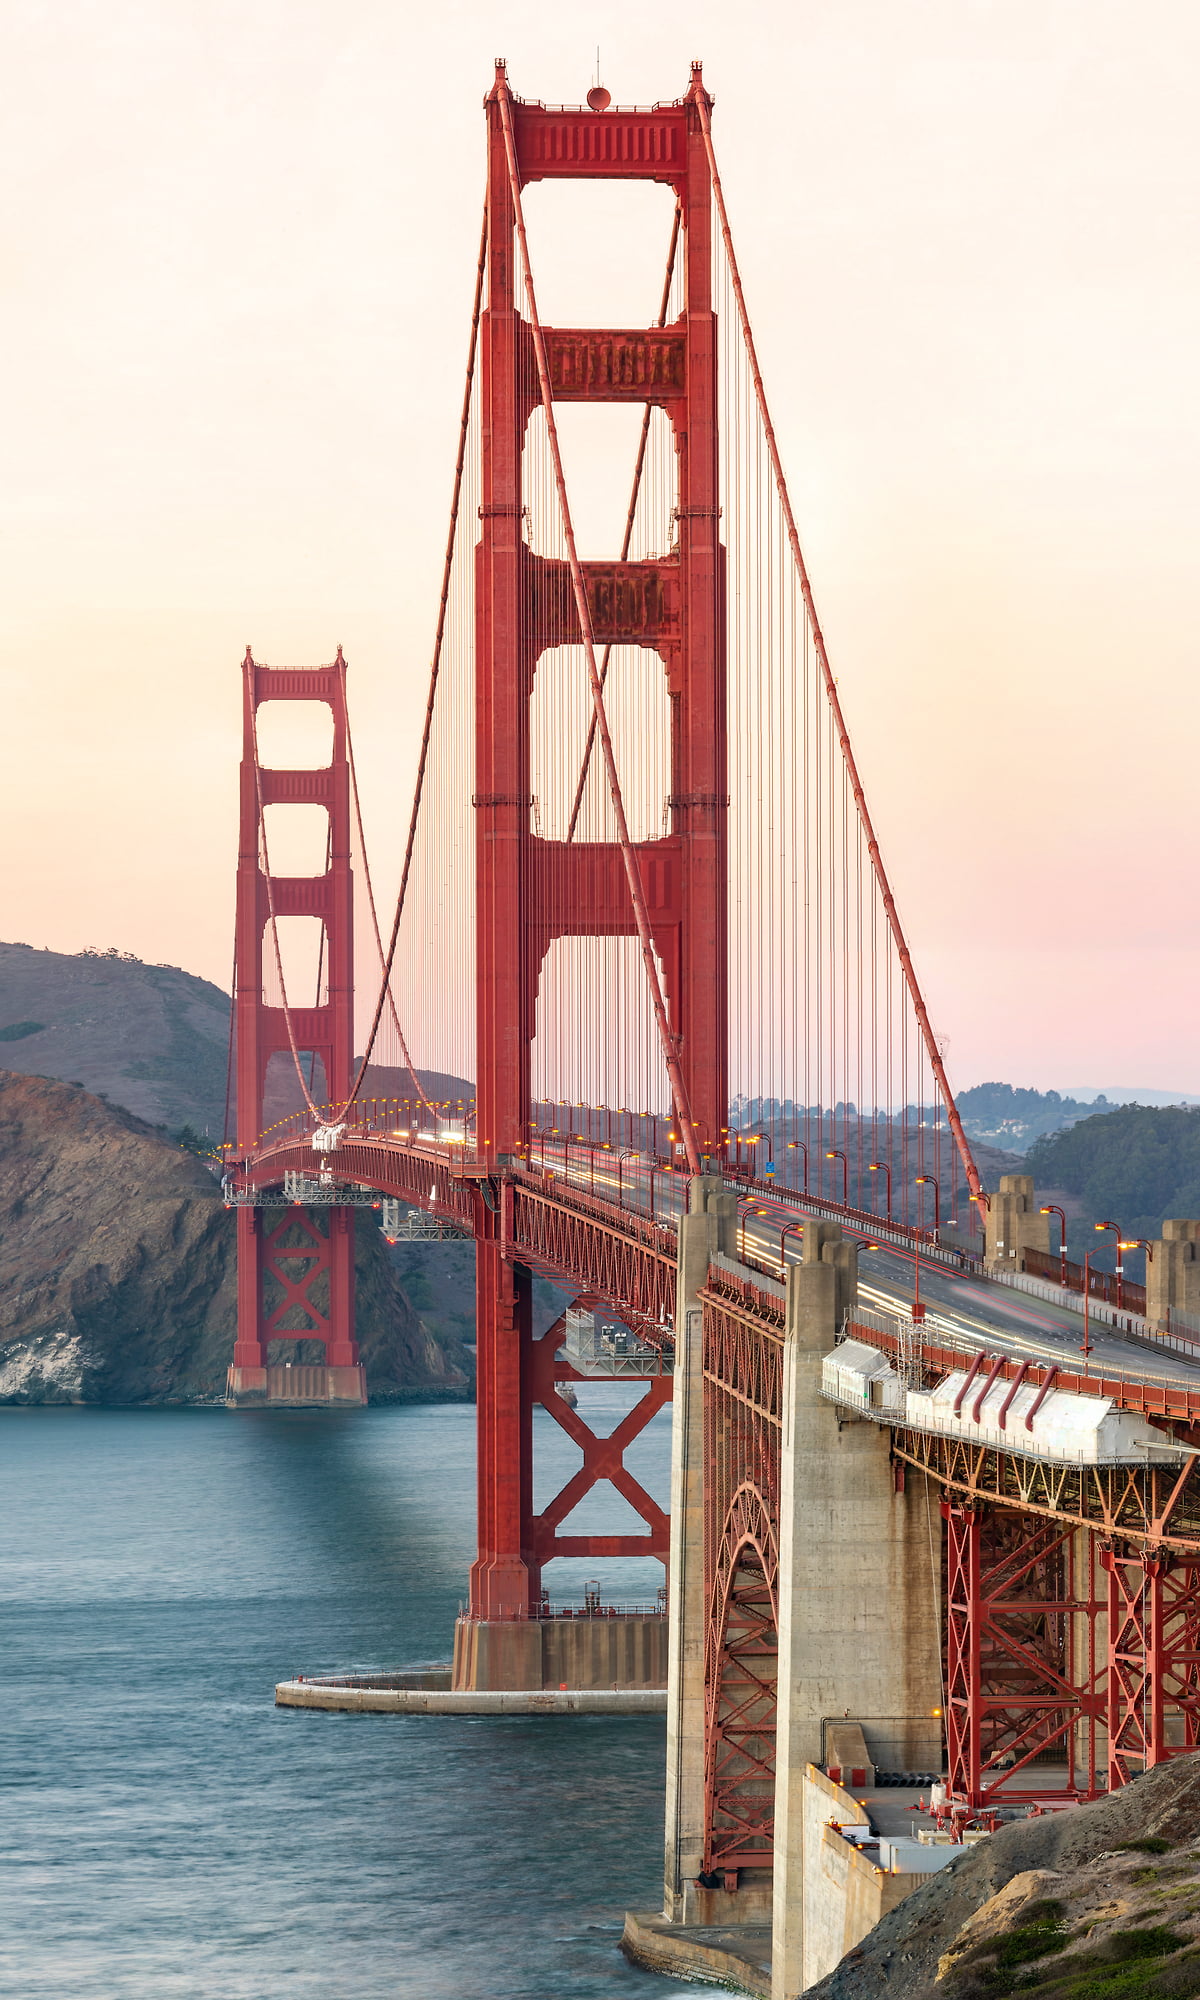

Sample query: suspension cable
[344,716,438,1122]
[693,85,983,1202]
[495,77,702,1176]
[564,199,682,842]
[342,199,490,1115]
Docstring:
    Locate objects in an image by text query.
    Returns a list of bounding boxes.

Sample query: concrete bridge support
[1147,1219,1200,1327]
[655,1192,944,1995]
[664,1175,737,1919]
[984,1173,1050,1272]
[770,1225,942,2000]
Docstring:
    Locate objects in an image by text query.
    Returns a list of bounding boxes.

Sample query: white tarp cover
[904,1369,1188,1465]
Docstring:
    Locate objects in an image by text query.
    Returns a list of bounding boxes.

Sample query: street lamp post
[825,1149,848,1205]
[1096,1219,1124,1311]
[915,1173,941,1242]
[778,1220,804,1281]
[1081,1249,1094,1361]
[1121,1238,1154,1314]
[786,1139,809,1193]
[1040,1205,1068,1289]
[868,1160,892,1222]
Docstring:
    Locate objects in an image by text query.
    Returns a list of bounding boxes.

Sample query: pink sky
[3,0,1197,1094]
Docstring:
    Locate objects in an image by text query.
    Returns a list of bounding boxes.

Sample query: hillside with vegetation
[957,1081,1115,1153]
[1026,1103,1200,1266]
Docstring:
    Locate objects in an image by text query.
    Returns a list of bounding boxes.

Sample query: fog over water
[0,1401,702,1999]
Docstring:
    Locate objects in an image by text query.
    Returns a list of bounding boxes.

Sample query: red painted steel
[701,1273,785,1873]
[525,1312,671,1579]
[1104,1549,1200,1787]
[470,65,727,1619]
[234,651,358,1374]
[943,1502,1103,1806]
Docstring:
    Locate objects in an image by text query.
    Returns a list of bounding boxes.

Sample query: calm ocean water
[0,1399,707,2000]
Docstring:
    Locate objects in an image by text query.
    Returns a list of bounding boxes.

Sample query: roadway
[537,1141,1200,1397]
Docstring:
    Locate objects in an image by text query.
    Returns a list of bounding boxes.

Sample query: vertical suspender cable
[694,89,982,1203]
[342,202,489,1114]
[495,78,702,1176]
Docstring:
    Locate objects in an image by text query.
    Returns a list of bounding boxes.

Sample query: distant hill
[1026,1103,1200,1268]
[957,1081,1115,1154]
[0,941,229,1136]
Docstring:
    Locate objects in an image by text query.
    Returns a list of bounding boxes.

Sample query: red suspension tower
[227,648,367,1408]
[467,66,726,1634]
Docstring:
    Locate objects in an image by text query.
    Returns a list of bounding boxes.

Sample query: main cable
[343,199,490,1113]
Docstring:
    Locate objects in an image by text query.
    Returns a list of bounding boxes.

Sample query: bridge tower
[467,66,726,1636]
[226,648,366,1408]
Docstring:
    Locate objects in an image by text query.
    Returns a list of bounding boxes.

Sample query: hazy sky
[3,0,1197,1093]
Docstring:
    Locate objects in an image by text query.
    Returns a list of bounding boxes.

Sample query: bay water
[0,1400,707,1999]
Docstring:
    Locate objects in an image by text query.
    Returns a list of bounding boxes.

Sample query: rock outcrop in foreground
[0,1070,468,1404]
[808,1755,1200,2000]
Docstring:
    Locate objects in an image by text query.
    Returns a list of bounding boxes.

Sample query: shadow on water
[0,1404,703,2000]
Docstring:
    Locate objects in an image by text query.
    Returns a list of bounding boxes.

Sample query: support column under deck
[771,1226,942,2000]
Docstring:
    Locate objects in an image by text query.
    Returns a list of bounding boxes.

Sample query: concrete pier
[451,1614,667,1692]
[770,1227,942,1999]
[276,1675,665,1715]
[226,1362,367,1406]
[647,1196,945,1997]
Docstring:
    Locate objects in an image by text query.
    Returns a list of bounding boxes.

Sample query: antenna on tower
[587,48,610,112]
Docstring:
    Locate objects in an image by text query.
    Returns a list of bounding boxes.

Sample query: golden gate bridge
[218,60,1200,1995]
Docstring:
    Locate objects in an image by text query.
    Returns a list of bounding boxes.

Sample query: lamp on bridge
[825,1149,848,1204]
[915,1173,940,1241]
[786,1139,809,1192]
[867,1159,892,1221]
[1040,1205,1069,1289]
[1081,1249,1095,1360]
[1096,1219,1125,1311]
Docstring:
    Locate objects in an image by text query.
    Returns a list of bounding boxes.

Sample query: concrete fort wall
[800,1765,925,1991]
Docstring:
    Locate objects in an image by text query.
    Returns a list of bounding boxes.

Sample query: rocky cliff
[808,1755,1200,2000]
[0,1070,469,1405]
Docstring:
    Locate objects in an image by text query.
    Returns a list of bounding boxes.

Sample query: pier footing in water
[451,1614,667,1692]
[621,1911,770,1997]
[226,1363,367,1407]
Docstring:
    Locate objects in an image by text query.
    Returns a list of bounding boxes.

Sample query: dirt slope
[807,1755,1200,2000]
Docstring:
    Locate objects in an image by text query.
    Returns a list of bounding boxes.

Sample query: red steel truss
[524,1310,671,1580]
[701,1272,785,1875]
[232,650,360,1387]
[943,1502,1104,1806]
[1104,1549,1200,1787]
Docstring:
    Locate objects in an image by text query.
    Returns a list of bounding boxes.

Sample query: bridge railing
[1023,1245,1147,1317]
